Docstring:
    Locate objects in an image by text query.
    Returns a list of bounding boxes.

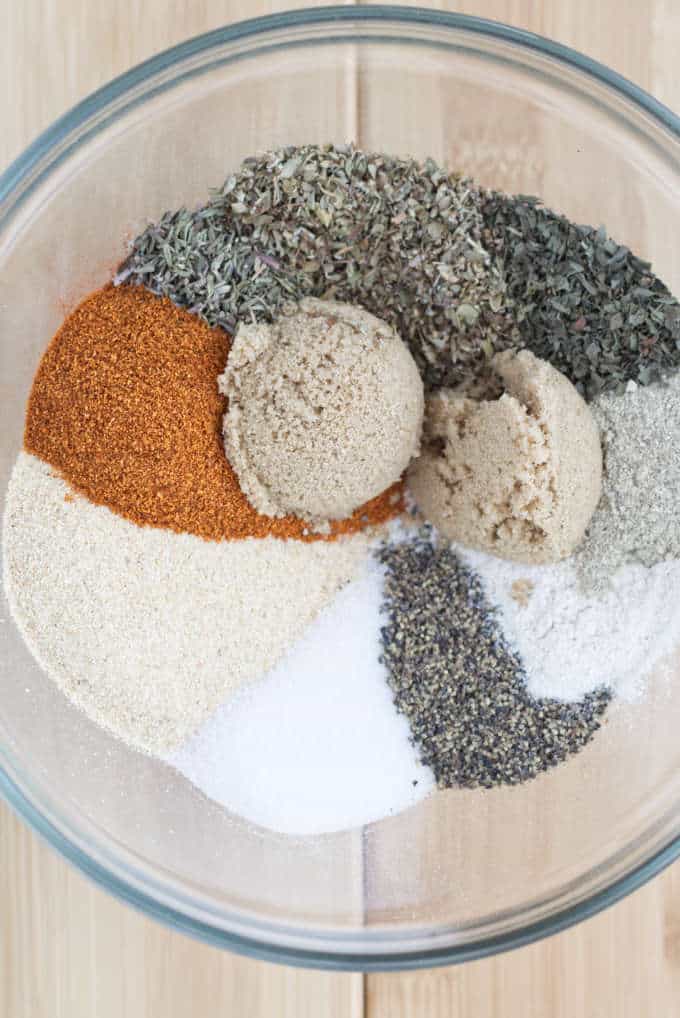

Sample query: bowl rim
[2,4,680,971]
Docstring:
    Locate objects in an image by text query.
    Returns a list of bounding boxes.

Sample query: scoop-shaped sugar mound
[408,349,602,564]
[219,299,424,529]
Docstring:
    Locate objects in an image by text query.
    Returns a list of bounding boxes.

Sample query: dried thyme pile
[118,143,680,398]
[378,533,610,789]
[117,144,515,388]
[482,192,680,400]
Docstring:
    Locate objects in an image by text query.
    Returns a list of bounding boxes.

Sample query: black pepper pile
[378,533,610,789]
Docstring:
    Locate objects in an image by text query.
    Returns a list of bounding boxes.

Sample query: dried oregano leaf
[481,191,680,399]
[117,143,516,390]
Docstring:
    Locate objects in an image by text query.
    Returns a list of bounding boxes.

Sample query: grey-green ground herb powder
[482,192,680,400]
[378,534,610,789]
[117,144,515,388]
[577,374,680,592]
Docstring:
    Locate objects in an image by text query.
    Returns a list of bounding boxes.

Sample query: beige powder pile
[3,453,369,755]
[409,350,602,564]
[219,298,424,529]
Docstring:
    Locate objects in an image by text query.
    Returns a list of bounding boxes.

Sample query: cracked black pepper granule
[378,533,610,789]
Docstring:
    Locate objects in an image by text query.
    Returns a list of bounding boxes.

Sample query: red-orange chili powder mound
[24,285,404,541]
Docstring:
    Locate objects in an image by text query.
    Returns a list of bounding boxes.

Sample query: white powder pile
[170,559,434,835]
[3,453,369,755]
[460,544,680,702]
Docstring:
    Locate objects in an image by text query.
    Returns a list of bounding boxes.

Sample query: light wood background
[2,1,680,1015]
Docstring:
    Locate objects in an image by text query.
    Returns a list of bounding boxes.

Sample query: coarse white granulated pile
[577,375,680,593]
[170,558,434,835]
[3,453,369,755]
[219,298,423,528]
[460,543,680,702]
[409,350,602,564]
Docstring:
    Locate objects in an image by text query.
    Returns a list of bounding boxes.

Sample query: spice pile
[117,144,516,388]
[378,532,610,789]
[459,546,680,703]
[171,559,434,835]
[118,143,680,396]
[4,454,370,754]
[4,142,680,836]
[577,374,680,591]
[481,193,680,400]
[24,285,402,542]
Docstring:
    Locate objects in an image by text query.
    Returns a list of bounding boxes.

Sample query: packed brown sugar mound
[24,285,403,542]
[220,298,423,530]
[409,349,602,563]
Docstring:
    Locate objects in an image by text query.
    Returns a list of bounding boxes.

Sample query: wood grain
[0,808,363,1018]
[1,2,680,1017]
[366,866,680,1018]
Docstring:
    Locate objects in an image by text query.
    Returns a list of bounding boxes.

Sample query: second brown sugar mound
[24,285,403,542]
[408,350,602,563]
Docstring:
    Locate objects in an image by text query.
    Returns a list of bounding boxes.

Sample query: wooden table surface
[2,1,680,1015]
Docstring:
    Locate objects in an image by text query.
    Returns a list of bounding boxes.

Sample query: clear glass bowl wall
[1,9,679,969]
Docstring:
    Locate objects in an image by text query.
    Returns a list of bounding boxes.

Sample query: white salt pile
[460,544,680,702]
[3,453,369,755]
[170,559,434,836]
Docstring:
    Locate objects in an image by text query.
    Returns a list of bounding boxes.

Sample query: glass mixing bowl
[1,6,680,971]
